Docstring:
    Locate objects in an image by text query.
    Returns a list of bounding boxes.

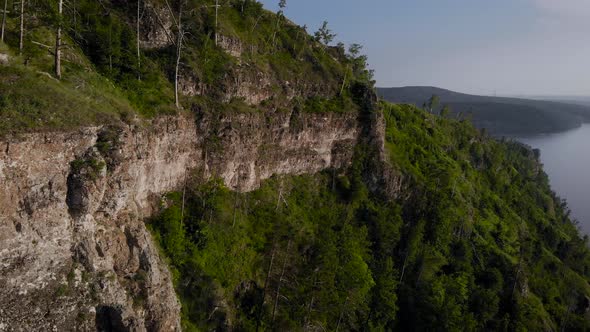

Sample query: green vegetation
[0,62,135,135]
[150,102,590,331]
[3,1,589,330]
[70,155,106,180]
[150,174,383,331]
[0,0,369,135]
[382,103,590,330]
[55,283,69,297]
[301,94,358,113]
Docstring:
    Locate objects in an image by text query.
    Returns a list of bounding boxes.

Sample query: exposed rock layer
[0,109,362,331]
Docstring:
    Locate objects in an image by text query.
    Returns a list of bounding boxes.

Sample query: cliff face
[0,115,197,331]
[198,109,360,191]
[0,109,362,331]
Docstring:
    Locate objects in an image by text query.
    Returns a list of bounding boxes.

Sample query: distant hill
[377,86,590,136]
[536,96,590,107]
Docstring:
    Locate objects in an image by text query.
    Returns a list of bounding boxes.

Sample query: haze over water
[516,124,590,235]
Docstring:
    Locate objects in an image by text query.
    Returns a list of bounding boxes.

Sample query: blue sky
[259,0,590,96]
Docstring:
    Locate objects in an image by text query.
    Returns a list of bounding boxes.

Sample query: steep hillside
[149,102,590,331]
[0,0,373,330]
[377,86,590,136]
[1,1,590,331]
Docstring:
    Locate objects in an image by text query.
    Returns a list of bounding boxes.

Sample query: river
[515,124,590,235]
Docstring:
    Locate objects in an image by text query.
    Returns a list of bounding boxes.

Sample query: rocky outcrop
[179,65,337,107]
[0,115,197,331]
[198,109,360,191]
[349,83,406,201]
[0,52,8,65]
[178,31,336,107]
[0,108,362,331]
[363,110,405,200]
[179,66,275,105]
[218,34,243,58]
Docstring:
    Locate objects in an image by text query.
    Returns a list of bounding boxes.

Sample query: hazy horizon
[378,86,590,100]
[260,0,590,97]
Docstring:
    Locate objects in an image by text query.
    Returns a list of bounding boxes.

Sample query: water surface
[515,124,590,234]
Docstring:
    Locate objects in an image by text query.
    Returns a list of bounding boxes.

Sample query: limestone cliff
[0,109,363,331]
[0,115,196,331]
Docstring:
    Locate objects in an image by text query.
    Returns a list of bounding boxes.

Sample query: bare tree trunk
[19,0,24,55]
[1,0,7,43]
[511,252,523,299]
[72,0,77,37]
[399,250,409,283]
[561,297,576,332]
[55,0,63,79]
[174,41,181,108]
[136,0,141,81]
[232,191,239,227]
[276,188,282,210]
[335,297,349,332]
[256,245,276,332]
[174,2,184,109]
[251,14,262,33]
[271,13,282,49]
[272,240,291,324]
[304,295,314,327]
[181,170,187,225]
[108,23,112,71]
[303,269,318,329]
[214,0,219,46]
[339,67,348,95]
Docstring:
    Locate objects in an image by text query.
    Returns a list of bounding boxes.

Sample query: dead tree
[1,0,7,43]
[339,66,349,95]
[335,296,350,332]
[271,240,291,325]
[399,249,409,283]
[136,0,142,80]
[19,0,24,54]
[71,0,77,37]
[271,0,286,49]
[55,0,63,79]
[256,245,276,332]
[203,0,220,46]
[214,0,219,45]
[303,270,318,327]
[181,169,187,225]
[174,0,185,109]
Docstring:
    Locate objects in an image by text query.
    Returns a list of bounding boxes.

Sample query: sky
[259,0,590,96]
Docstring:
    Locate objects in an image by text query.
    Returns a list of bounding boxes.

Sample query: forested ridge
[377,86,590,136]
[2,0,590,331]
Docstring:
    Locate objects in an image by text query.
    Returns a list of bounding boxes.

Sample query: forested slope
[151,102,590,331]
[0,0,371,135]
[2,0,590,331]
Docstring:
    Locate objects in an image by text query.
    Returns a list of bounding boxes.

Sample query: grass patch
[302,95,358,113]
[0,64,135,136]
